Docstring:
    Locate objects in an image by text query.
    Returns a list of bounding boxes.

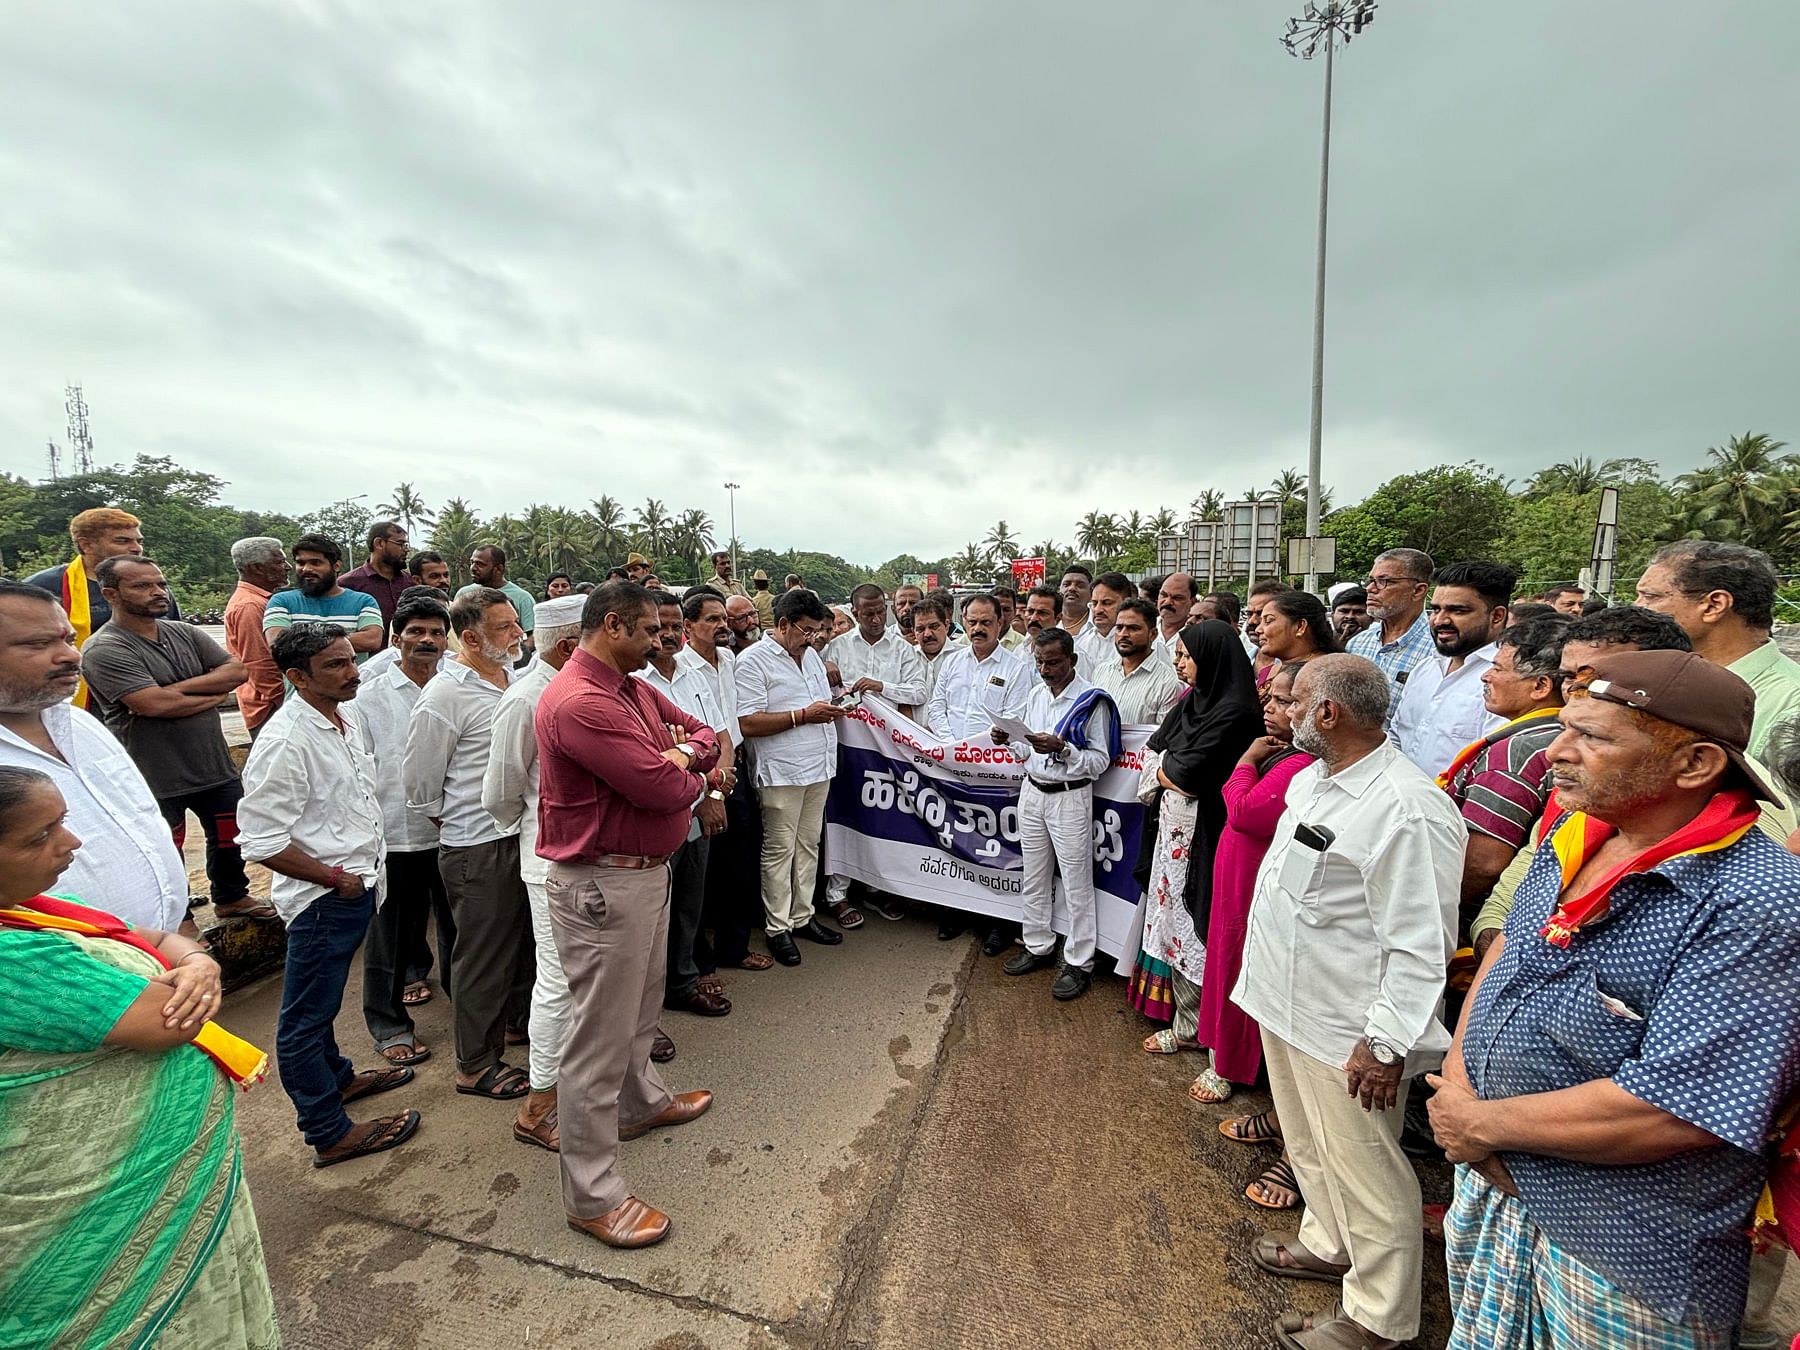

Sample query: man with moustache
[1392,562,1515,780]
[408,551,453,594]
[358,593,457,1067]
[0,580,189,932]
[909,598,955,726]
[1084,572,1136,666]
[484,593,588,1149]
[1331,585,1371,644]
[239,624,421,1167]
[404,587,535,1102]
[1059,565,1109,667]
[991,587,1029,652]
[892,583,924,631]
[81,556,255,921]
[1094,598,1183,725]
[1151,573,1197,659]
[1429,650,1800,1349]
[1348,548,1437,724]
[264,534,385,660]
[724,594,761,653]
[224,535,291,738]
[339,521,413,633]
[538,581,721,1247]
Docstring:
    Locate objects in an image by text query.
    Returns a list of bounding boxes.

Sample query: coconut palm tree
[1075,510,1120,559]
[586,495,628,561]
[1674,432,1790,546]
[1189,489,1225,522]
[953,543,987,585]
[1269,469,1308,512]
[633,497,671,558]
[429,497,481,589]
[982,519,1020,566]
[378,482,435,536]
[1148,507,1180,539]
[674,507,715,578]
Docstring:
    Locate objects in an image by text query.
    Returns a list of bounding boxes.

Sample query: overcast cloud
[2,1,1795,563]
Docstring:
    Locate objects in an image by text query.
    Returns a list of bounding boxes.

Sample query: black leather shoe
[1002,947,1058,977]
[937,918,967,941]
[768,931,802,966]
[1051,964,1092,1000]
[981,926,1016,957]
[795,918,843,946]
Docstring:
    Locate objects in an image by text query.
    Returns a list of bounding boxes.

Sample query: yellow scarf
[62,556,92,709]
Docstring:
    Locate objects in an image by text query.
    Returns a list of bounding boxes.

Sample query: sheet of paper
[989,715,1035,742]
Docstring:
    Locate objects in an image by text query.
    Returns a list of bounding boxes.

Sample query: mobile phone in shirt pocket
[1276,823,1331,906]
[1544,969,1648,1077]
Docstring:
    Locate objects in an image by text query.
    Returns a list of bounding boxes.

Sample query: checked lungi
[1445,1167,1735,1350]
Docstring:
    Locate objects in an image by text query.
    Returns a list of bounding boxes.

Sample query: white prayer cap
[535,595,587,629]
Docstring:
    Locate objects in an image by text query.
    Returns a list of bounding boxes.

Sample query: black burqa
[1144,620,1265,932]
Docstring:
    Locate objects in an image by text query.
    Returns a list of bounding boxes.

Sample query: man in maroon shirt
[338,521,412,632]
[536,579,727,1248]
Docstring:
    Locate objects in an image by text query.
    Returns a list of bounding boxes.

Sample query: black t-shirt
[80,622,237,798]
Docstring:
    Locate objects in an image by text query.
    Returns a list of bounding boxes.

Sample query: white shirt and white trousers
[482,658,566,1093]
[823,629,927,910]
[1010,677,1113,973]
[1231,743,1464,1342]
[735,640,837,935]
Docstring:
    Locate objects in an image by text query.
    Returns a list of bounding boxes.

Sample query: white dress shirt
[1151,625,1185,661]
[1092,654,1183,726]
[735,638,837,788]
[482,658,558,885]
[1070,620,1115,669]
[677,643,738,739]
[927,644,1029,739]
[1010,676,1114,785]
[916,647,952,727]
[238,695,385,923]
[403,659,513,848]
[1232,742,1464,1069]
[636,657,721,842]
[355,663,439,852]
[825,628,927,708]
[1389,641,1504,781]
[0,702,186,931]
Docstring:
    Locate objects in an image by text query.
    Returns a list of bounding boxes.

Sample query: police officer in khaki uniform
[706,552,749,599]
[751,570,775,629]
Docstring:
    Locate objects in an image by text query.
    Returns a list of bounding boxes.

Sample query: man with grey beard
[1231,653,1464,1350]
[404,587,536,1102]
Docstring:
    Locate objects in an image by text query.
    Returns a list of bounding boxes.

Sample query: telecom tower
[46,440,61,480]
[65,384,94,475]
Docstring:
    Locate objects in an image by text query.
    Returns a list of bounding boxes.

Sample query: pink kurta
[1196,752,1315,1085]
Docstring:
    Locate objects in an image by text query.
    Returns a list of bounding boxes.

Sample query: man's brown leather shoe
[566,1197,670,1248]
[619,1089,714,1141]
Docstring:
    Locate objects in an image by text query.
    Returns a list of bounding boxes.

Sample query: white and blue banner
[821,697,1154,959]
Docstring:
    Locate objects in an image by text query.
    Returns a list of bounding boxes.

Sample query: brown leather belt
[590,853,671,870]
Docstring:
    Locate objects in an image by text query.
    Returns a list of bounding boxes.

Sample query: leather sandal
[514,1105,560,1152]
[1251,1231,1349,1284]
[313,1110,421,1169]
[1275,1302,1401,1349]
[340,1066,415,1103]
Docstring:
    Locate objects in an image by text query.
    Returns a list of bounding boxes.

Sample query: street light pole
[724,481,741,577]
[1284,1,1376,594]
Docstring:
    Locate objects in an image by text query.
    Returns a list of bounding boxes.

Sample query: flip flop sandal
[1246,1157,1303,1212]
[1251,1231,1348,1284]
[341,1066,415,1103]
[403,982,432,1006]
[456,1063,530,1100]
[1220,1109,1283,1145]
[214,900,279,920]
[1188,1067,1235,1104]
[379,1041,431,1067]
[1142,1029,1199,1054]
[735,953,775,971]
[514,1105,560,1152]
[697,975,726,998]
[314,1110,422,1169]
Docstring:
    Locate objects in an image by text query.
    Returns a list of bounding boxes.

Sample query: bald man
[1152,573,1197,658]
[724,594,760,654]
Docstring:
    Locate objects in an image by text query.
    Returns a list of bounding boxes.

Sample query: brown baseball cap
[1578,649,1780,802]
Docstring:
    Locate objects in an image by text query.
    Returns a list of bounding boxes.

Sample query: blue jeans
[276,887,374,1149]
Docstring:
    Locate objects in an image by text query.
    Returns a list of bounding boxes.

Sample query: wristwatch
[1368,1038,1401,1066]
[707,789,725,801]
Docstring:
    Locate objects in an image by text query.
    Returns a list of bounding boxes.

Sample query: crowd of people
[6,505,1800,1348]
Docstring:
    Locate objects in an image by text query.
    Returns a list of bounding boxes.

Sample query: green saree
[0,928,279,1349]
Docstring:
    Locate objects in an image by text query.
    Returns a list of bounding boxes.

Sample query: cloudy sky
[2,2,1795,564]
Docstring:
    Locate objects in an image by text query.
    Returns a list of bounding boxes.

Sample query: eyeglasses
[1362,575,1416,591]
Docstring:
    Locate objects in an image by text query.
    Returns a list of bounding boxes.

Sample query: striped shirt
[1443,714,1562,849]
[263,587,384,660]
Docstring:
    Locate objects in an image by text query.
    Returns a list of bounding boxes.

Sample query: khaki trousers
[1262,1029,1422,1341]
[547,859,675,1219]
[757,781,828,934]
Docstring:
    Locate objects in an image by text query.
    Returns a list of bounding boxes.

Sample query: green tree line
[0,433,1786,611]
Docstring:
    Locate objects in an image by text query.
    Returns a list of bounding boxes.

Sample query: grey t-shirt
[80,621,239,798]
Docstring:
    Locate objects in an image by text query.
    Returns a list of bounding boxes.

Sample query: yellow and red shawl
[61,556,92,709]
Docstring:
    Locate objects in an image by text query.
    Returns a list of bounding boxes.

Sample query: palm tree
[1525,456,1661,499]
[378,482,434,535]
[429,497,481,589]
[982,519,1020,566]
[1147,507,1180,539]
[1119,510,1148,548]
[1674,432,1790,546]
[633,497,671,558]
[1269,469,1308,512]
[1075,510,1120,559]
[586,495,628,561]
[675,507,715,577]
[1189,489,1226,522]
[952,543,987,585]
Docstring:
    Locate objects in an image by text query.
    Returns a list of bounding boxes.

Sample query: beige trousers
[757,781,829,934]
[546,859,674,1219]
[1262,1029,1422,1341]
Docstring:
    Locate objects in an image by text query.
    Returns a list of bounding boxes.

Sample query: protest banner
[821,697,1152,959]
